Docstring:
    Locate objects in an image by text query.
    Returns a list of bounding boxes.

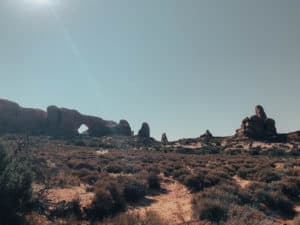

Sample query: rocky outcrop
[236,105,277,139]
[116,120,132,136]
[200,130,213,139]
[161,133,168,144]
[0,99,47,135]
[0,99,133,137]
[138,122,150,138]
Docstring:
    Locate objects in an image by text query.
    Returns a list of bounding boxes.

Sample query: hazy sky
[0,0,299,140]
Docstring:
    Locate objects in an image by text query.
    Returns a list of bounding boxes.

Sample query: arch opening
[78,124,89,135]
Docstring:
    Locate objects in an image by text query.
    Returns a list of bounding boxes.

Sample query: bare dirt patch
[132,179,194,225]
[233,175,251,188]
[47,184,94,208]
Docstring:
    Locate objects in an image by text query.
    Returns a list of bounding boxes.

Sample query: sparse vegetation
[0,144,33,225]
[0,135,299,224]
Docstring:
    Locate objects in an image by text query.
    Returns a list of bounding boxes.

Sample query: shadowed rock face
[0,99,47,135]
[138,122,150,138]
[161,133,168,144]
[0,99,132,137]
[236,105,277,139]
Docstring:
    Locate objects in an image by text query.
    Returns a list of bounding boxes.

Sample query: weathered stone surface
[116,120,132,136]
[236,105,277,139]
[161,133,168,144]
[0,99,132,137]
[0,99,47,135]
[138,122,150,138]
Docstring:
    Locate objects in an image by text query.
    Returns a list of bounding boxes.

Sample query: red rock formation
[138,122,150,138]
[0,99,47,135]
[116,120,132,136]
[236,105,277,139]
[161,133,168,144]
[0,99,132,137]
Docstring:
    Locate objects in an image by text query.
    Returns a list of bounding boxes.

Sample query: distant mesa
[236,105,277,139]
[0,99,133,138]
[138,122,150,138]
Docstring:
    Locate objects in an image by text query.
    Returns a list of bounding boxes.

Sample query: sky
[0,0,299,140]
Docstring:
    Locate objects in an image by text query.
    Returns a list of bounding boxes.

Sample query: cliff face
[0,99,132,137]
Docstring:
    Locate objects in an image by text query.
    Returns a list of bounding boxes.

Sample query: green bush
[0,145,33,224]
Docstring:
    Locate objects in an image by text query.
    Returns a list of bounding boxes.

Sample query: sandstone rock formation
[200,130,213,139]
[161,133,168,144]
[138,122,150,138]
[236,105,277,139]
[116,120,132,136]
[0,99,47,135]
[0,99,133,137]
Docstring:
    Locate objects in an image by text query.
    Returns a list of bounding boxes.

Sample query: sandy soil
[47,184,94,208]
[233,175,251,188]
[132,179,196,225]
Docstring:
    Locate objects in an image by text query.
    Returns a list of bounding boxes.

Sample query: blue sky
[0,0,299,140]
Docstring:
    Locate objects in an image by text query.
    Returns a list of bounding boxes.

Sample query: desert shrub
[225,148,242,155]
[226,205,273,225]
[257,169,282,183]
[249,147,261,155]
[0,145,33,224]
[123,165,141,174]
[123,179,147,202]
[252,185,295,216]
[106,164,124,174]
[193,197,228,222]
[172,168,190,183]
[237,167,252,179]
[184,171,221,191]
[147,173,161,190]
[290,148,300,156]
[266,148,286,156]
[88,182,126,219]
[49,199,81,219]
[163,166,175,177]
[68,160,95,170]
[280,180,300,199]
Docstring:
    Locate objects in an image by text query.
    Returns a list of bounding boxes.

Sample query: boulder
[138,122,150,138]
[236,105,277,139]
